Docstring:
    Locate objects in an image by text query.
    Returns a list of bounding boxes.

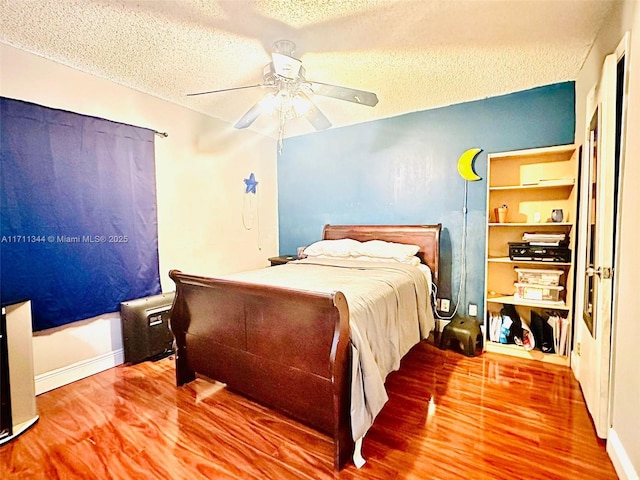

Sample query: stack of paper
[522,232,567,246]
[488,312,503,343]
[547,314,570,356]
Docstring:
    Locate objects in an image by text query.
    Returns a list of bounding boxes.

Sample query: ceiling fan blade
[309,82,379,107]
[297,93,332,131]
[186,84,267,96]
[234,101,263,129]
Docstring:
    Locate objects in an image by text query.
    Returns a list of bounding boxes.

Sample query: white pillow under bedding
[303,238,362,258]
[356,240,420,261]
[350,255,421,266]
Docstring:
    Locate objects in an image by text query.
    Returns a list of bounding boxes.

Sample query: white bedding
[222,257,435,463]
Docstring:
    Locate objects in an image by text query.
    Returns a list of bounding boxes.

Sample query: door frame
[607,32,630,432]
[571,32,629,438]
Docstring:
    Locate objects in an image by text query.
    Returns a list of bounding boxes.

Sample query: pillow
[355,240,420,261]
[303,238,362,258]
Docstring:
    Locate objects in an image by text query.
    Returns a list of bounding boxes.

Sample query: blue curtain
[0,98,161,331]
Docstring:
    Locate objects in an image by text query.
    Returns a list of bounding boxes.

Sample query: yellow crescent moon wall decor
[457,148,482,181]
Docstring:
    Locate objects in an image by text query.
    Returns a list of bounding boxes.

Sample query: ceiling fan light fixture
[292,94,312,116]
[258,92,279,115]
[188,39,378,149]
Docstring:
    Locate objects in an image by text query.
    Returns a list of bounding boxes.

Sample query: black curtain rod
[154,130,168,138]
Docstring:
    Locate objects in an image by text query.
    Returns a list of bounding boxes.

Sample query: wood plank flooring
[0,341,617,479]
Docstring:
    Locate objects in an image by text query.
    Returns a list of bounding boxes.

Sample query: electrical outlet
[468,303,478,316]
[440,298,450,312]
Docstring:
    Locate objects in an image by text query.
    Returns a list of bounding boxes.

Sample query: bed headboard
[322,224,442,284]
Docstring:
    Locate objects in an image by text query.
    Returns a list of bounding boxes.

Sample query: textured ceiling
[0,0,615,139]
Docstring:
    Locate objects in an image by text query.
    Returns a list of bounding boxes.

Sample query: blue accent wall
[277,82,575,320]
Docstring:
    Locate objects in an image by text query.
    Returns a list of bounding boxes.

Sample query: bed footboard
[168,269,353,470]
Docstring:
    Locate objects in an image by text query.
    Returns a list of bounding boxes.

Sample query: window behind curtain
[0,98,161,331]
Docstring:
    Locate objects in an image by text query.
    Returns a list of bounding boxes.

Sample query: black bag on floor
[530,310,555,353]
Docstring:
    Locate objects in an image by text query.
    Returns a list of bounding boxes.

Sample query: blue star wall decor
[244,172,259,194]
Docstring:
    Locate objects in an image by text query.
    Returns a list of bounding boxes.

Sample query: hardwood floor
[0,342,617,479]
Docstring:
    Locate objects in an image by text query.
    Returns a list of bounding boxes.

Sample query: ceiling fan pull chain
[278,110,287,154]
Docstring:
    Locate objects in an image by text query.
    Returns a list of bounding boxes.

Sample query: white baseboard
[34,349,124,396]
[607,427,639,480]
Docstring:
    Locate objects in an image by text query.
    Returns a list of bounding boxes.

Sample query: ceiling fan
[187,40,379,134]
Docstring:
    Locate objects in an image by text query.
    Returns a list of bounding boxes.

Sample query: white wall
[574,2,640,478]
[0,43,279,393]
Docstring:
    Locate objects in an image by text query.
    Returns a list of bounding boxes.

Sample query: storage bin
[514,283,564,302]
[514,268,563,286]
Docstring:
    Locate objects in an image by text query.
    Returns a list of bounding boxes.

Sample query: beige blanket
[223,258,435,446]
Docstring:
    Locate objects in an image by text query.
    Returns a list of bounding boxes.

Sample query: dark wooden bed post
[168,270,195,386]
[330,291,353,470]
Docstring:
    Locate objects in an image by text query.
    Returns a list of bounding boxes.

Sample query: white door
[574,36,628,439]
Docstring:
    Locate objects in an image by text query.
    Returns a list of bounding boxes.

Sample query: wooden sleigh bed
[168,224,441,470]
